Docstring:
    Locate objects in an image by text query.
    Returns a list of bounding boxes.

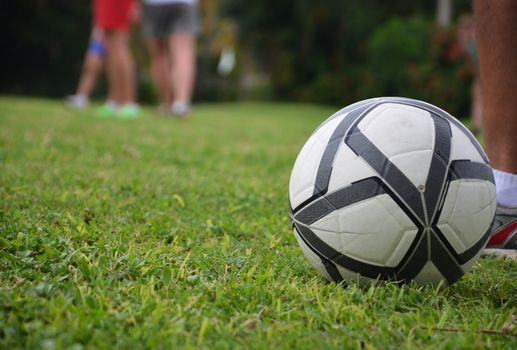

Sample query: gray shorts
[142,3,199,38]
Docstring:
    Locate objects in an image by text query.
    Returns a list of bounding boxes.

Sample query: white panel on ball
[327,144,380,193]
[460,249,485,274]
[413,261,446,285]
[358,103,435,188]
[311,195,415,266]
[289,114,347,209]
[449,123,486,163]
[293,229,333,281]
[446,181,496,248]
[309,211,339,232]
[385,228,419,267]
[436,222,467,253]
[335,265,372,285]
[437,180,496,252]
[389,149,434,189]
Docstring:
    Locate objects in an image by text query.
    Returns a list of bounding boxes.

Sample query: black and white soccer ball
[289,97,496,286]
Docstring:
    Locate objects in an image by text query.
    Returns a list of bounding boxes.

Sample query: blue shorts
[88,40,105,56]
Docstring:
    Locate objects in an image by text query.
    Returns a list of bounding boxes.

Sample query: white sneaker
[65,94,89,109]
[171,101,191,117]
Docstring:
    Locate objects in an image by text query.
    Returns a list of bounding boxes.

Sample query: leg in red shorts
[92,0,138,116]
[93,0,134,32]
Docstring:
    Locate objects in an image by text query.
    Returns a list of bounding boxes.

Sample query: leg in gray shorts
[142,3,199,38]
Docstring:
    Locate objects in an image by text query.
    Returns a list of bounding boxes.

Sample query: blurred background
[0,0,476,118]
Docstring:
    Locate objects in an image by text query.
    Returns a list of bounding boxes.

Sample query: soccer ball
[289,97,496,286]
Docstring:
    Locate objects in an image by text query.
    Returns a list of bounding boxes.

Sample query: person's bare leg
[104,30,136,105]
[476,0,517,254]
[475,0,517,174]
[118,31,136,105]
[169,33,196,105]
[104,31,122,104]
[147,38,172,108]
[471,77,483,133]
[76,52,103,97]
[66,48,104,108]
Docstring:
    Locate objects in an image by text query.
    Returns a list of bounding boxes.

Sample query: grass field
[0,97,516,349]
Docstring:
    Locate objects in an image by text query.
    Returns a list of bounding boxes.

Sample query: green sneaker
[117,104,139,120]
[96,103,117,118]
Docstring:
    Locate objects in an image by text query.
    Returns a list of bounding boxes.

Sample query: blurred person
[94,0,139,119]
[141,0,199,117]
[475,0,517,255]
[217,47,236,77]
[457,14,483,135]
[65,28,107,109]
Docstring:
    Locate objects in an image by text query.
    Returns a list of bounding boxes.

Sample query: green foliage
[0,1,91,97]
[1,98,516,349]
[223,0,474,117]
[364,17,471,115]
[367,17,431,96]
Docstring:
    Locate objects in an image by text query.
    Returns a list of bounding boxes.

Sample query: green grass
[0,97,515,349]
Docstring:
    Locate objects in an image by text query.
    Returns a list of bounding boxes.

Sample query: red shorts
[93,0,134,31]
